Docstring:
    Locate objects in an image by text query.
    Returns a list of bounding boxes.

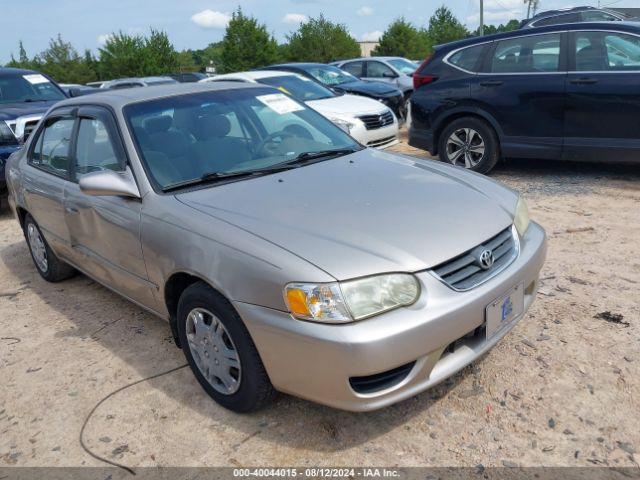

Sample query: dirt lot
[1,136,639,471]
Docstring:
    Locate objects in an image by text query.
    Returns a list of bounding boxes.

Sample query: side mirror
[79,167,141,199]
[68,88,82,98]
[383,71,398,79]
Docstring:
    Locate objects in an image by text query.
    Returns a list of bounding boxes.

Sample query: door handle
[569,78,598,85]
[65,206,79,214]
[480,80,503,87]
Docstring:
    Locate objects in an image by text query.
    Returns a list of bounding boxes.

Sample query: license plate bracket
[486,283,525,339]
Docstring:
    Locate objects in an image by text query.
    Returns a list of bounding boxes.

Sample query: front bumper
[408,127,435,155]
[350,119,399,150]
[236,222,546,411]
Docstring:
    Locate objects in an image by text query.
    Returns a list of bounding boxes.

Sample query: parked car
[86,81,105,88]
[1,67,67,209]
[6,82,546,412]
[409,22,640,173]
[166,72,208,83]
[260,63,406,120]
[331,57,417,100]
[201,71,399,149]
[100,76,178,90]
[58,83,98,97]
[520,6,635,28]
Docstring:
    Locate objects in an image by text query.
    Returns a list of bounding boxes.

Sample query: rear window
[533,12,579,26]
[447,45,487,72]
[491,33,561,73]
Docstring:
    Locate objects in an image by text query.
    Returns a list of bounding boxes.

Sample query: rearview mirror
[79,167,141,199]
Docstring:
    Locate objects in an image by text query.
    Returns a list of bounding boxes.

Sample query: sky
[1,0,638,64]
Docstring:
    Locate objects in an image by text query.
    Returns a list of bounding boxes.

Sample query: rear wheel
[177,281,276,412]
[439,117,499,174]
[23,214,76,282]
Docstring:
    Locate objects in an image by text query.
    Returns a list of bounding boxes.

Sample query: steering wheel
[255,130,294,156]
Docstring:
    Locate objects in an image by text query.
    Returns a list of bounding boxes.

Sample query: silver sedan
[6,82,546,412]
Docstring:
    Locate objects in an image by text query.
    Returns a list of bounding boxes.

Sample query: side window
[367,61,395,78]
[534,13,578,26]
[491,33,561,73]
[74,118,123,180]
[29,117,75,177]
[448,44,487,72]
[581,11,619,22]
[575,31,640,71]
[342,61,364,77]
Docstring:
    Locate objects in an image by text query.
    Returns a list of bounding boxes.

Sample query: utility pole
[480,0,484,35]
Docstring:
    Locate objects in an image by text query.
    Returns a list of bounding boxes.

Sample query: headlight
[514,196,530,237]
[284,273,420,323]
[329,117,356,134]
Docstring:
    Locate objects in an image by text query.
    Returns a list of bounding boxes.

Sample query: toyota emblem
[479,249,494,269]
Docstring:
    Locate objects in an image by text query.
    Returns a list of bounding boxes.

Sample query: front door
[564,30,640,163]
[363,60,399,88]
[63,106,156,307]
[471,32,567,159]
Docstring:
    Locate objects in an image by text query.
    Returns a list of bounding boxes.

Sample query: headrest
[143,115,173,135]
[194,114,231,141]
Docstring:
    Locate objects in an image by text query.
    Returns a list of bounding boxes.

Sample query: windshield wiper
[23,98,47,103]
[291,147,360,163]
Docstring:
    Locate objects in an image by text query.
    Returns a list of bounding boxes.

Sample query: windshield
[304,65,359,86]
[125,87,360,190]
[387,59,418,75]
[0,74,66,105]
[257,75,335,101]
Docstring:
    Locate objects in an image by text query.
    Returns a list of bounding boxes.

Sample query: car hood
[306,94,388,117]
[334,80,400,97]
[176,149,515,280]
[0,101,57,121]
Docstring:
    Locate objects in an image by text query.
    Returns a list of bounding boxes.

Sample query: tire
[177,281,276,413]
[438,117,500,174]
[23,214,76,282]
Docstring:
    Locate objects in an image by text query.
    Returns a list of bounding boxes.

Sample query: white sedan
[200,70,399,149]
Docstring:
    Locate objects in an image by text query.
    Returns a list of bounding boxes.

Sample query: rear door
[21,109,76,256]
[340,61,365,78]
[564,30,640,162]
[471,32,567,159]
[63,106,155,306]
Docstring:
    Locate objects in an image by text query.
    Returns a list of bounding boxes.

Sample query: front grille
[432,226,518,291]
[358,110,394,130]
[349,361,416,394]
[22,120,39,141]
[367,135,397,148]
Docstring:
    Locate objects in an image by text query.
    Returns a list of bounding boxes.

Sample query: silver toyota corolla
[5,83,546,412]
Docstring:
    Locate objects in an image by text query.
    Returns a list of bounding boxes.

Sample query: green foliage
[190,42,224,72]
[177,50,200,72]
[473,19,521,36]
[219,8,279,73]
[285,14,361,63]
[98,32,146,78]
[142,29,179,74]
[427,6,469,45]
[372,18,433,58]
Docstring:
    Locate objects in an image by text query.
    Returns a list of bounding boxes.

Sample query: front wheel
[177,282,276,412]
[23,214,76,282]
[438,117,499,174]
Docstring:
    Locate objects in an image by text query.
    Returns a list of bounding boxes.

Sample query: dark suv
[1,67,67,208]
[409,22,640,173]
[520,6,631,29]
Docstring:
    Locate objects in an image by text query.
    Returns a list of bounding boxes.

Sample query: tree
[473,19,521,36]
[98,31,146,79]
[219,8,279,73]
[191,42,224,72]
[142,28,179,75]
[36,35,97,84]
[372,18,432,58]
[427,6,469,45]
[177,50,200,72]
[285,15,361,63]
[6,41,34,69]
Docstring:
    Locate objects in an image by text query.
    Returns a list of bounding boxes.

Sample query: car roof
[530,5,596,19]
[0,67,41,77]
[49,82,268,109]
[268,63,332,69]
[210,70,303,82]
[335,56,407,63]
[434,21,640,51]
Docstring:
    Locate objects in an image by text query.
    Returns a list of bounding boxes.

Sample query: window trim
[27,107,78,181]
[445,44,490,74]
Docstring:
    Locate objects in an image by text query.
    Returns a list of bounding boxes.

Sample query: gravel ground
[1,135,639,470]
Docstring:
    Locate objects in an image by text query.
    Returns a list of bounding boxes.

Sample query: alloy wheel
[185,308,241,395]
[446,128,485,168]
[27,223,48,273]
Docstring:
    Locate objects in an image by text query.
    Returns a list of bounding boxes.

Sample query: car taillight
[413,54,438,90]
